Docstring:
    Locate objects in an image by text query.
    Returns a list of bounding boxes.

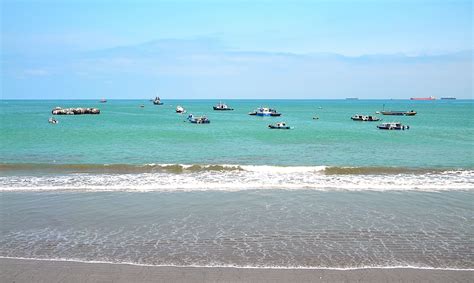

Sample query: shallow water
[1,99,473,268]
[1,190,472,268]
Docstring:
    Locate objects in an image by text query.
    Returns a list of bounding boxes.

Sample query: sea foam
[1,164,473,192]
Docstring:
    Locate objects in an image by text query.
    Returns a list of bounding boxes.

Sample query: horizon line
[2,98,470,101]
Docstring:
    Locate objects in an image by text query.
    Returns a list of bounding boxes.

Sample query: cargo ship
[410,96,436,100]
[441,97,456,100]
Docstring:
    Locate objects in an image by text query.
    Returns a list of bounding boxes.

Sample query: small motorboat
[268,122,291,129]
[187,114,210,124]
[140,105,145,108]
[153,96,163,105]
[351,114,380,121]
[99,98,107,103]
[313,116,319,120]
[377,122,409,130]
[250,107,282,116]
[213,102,233,111]
[48,117,58,124]
[176,105,186,113]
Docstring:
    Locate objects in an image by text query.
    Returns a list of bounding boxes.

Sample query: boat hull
[377,125,409,130]
[213,107,233,110]
[381,111,416,116]
[351,115,380,121]
[268,125,291,129]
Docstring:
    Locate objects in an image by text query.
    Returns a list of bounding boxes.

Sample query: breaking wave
[1,163,473,192]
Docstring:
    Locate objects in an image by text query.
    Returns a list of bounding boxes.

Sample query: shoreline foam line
[1,257,472,271]
[1,169,473,192]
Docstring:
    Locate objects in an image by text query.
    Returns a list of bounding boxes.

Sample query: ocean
[0,99,473,269]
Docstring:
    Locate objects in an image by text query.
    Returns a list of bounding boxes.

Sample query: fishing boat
[410,96,436,100]
[153,97,163,105]
[268,122,291,129]
[380,110,416,116]
[249,107,281,116]
[377,122,409,130]
[213,102,233,111]
[48,117,58,124]
[187,114,210,124]
[351,114,380,121]
[379,104,416,116]
[176,105,186,113]
[99,98,107,103]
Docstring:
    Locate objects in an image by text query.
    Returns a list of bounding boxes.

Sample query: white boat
[268,122,291,129]
[48,117,58,124]
[153,97,163,105]
[187,114,210,124]
[176,105,186,113]
[213,102,233,111]
[351,114,380,121]
[377,122,409,130]
[249,107,281,116]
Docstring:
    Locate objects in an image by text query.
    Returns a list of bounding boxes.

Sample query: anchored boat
[153,97,163,105]
[268,122,292,129]
[187,114,210,124]
[380,110,416,116]
[377,122,409,130]
[48,117,58,124]
[351,114,380,121]
[176,105,186,113]
[213,102,233,111]
[249,107,281,116]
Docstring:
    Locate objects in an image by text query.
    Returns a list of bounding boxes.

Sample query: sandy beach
[1,258,472,283]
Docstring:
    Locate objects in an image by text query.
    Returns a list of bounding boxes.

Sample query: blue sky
[1,0,472,99]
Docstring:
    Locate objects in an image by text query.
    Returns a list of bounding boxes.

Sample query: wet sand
[1,258,472,283]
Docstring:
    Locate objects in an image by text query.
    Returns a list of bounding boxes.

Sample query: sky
[1,0,472,99]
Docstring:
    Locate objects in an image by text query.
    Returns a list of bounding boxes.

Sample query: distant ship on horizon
[410,96,436,100]
[441,97,456,100]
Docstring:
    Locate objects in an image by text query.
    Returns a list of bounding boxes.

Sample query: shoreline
[1,258,473,283]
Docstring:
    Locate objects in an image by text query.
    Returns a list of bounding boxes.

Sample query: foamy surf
[1,164,473,192]
[1,257,473,271]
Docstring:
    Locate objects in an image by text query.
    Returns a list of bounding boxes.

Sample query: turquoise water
[1,99,473,268]
[2,99,473,168]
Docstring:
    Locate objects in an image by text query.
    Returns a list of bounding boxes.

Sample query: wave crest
[1,163,473,192]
